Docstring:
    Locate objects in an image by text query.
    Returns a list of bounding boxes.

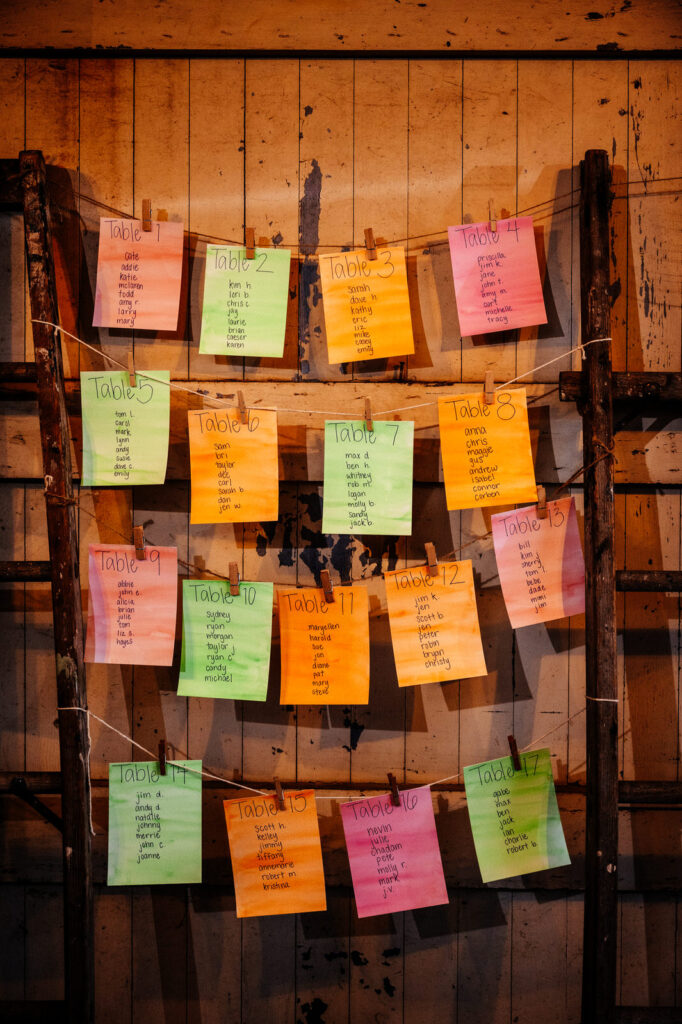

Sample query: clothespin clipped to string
[536,485,548,520]
[364,227,377,261]
[229,562,240,597]
[158,739,167,776]
[320,569,334,603]
[484,371,495,405]
[424,542,438,577]
[364,399,373,432]
[237,390,248,425]
[128,352,136,388]
[387,772,401,807]
[274,777,285,811]
[142,199,152,232]
[507,735,522,772]
[488,199,497,233]
[133,525,146,561]
[245,227,255,260]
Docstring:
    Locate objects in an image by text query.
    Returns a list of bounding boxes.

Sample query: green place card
[199,246,291,358]
[322,420,414,535]
[177,579,273,700]
[80,370,170,485]
[107,760,202,885]
[463,748,570,883]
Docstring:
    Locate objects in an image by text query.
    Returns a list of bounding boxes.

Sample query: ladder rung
[616,570,682,593]
[619,781,682,806]
[560,370,682,404]
[0,561,52,583]
[617,1009,682,1023]
[0,361,37,383]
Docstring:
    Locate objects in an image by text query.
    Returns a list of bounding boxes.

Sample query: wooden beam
[617,1010,682,1024]
[19,150,94,1024]
[580,148,618,1024]
[616,570,682,593]
[0,560,52,582]
[560,370,682,405]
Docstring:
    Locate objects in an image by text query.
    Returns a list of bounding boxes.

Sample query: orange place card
[318,247,415,363]
[278,586,369,704]
[438,388,537,511]
[224,789,327,918]
[491,497,585,628]
[385,561,487,686]
[85,544,178,666]
[93,218,184,332]
[188,407,279,525]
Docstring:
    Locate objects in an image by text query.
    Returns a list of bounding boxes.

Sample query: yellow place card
[385,561,487,687]
[279,586,369,704]
[188,407,279,525]
[438,388,537,510]
[224,789,327,918]
[318,247,415,363]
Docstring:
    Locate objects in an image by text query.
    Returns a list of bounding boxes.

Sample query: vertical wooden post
[579,148,617,1024]
[19,151,94,1023]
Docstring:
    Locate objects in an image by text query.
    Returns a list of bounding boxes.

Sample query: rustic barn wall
[0,34,680,1024]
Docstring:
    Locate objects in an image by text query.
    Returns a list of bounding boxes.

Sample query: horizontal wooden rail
[0,561,52,582]
[617,1009,682,1023]
[1,1001,67,1023]
[560,370,682,404]
[616,571,682,593]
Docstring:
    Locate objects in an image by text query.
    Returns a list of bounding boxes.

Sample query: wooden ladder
[560,149,682,1024]
[0,151,93,1023]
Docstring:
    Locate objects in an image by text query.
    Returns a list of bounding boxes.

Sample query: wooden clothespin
[193,555,206,578]
[320,569,334,603]
[128,352,136,388]
[507,735,522,772]
[229,562,240,596]
[133,525,146,560]
[237,390,248,425]
[424,542,438,577]
[142,199,152,232]
[488,199,497,233]
[364,398,373,432]
[245,227,255,260]
[484,371,495,405]
[364,227,377,261]
[536,485,548,519]
[387,772,401,807]
[274,777,285,811]
[158,739,167,776]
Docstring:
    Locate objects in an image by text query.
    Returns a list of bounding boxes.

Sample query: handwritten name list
[322,420,414,535]
[93,218,184,331]
[438,389,537,511]
[200,246,291,358]
[463,748,570,883]
[224,790,326,917]
[279,586,369,704]
[318,247,414,363]
[107,760,202,885]
[188,407,278,524]
[384,560,487,687]
[341,787,448,918]
[448,217,547,337]
[85,544,178,666]
[178,579,273,700]
[491,497,585,628]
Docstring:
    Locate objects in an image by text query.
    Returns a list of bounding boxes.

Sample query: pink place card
[85,544,178,665]
[447,216,547,336]
[340,787,448,918]
[491,497,585,628]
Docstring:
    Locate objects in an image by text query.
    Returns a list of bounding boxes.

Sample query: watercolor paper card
[85,544,178,666]
[341,787,448,918]
[224,790,326,917]
[491,497,585,628]
[318,247,414,363]
[107,760,202,885]
[80,370,170,486]
[199,246,291,358]
[93,218,184,332]
[438,388,537,510]
[177,578,273,700]
[278,586,369,704]
[448,217,546,336]
[384,561,487,686]
[322,420,414,535]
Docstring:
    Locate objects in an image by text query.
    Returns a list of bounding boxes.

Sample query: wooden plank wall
[0,55,680,1023]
